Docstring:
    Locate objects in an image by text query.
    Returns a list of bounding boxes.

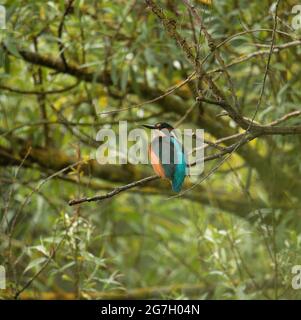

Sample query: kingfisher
[142,122,187,192]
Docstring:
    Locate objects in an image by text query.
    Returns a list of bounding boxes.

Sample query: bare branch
[68,175,159,206]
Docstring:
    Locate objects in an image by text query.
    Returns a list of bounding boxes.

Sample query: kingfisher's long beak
[142,124,156,129]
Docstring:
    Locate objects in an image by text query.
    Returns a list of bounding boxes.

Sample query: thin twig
[68,175,159,206]
[57,0,74,70]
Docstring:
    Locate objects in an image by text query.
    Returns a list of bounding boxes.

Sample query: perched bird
[142,122,187,192]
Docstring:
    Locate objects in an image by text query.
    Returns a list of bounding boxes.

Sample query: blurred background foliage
[1,0,301,299]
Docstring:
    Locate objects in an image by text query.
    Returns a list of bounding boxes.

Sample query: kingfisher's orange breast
[149,146,166,178]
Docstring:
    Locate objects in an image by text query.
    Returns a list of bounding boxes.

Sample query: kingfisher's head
[142,122,174,131]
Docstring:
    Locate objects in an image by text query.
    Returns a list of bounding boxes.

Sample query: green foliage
[1,0,301,300]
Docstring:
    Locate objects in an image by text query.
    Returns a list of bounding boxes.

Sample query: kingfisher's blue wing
[171,136,187,192]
